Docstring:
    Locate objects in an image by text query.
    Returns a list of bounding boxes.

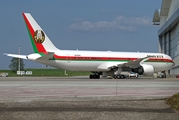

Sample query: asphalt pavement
[0,76,178,120]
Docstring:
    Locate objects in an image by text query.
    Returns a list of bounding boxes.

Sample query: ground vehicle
[0,73,8,77]
[129,72,138,78]
[157,71,166,78]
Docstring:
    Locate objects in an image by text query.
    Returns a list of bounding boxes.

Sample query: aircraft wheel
[96,75,100,79]
[89,75,93,79]
[113,75,117,79]
[93,75,96,79]
[89,74,100,79]
[117,75,121,79]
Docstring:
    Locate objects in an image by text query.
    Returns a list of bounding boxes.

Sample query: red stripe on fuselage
[22,13,46,53]
[53,54,174,63]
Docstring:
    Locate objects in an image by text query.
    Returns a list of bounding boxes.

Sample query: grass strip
[167,93,179,113]
[0,69,91,77]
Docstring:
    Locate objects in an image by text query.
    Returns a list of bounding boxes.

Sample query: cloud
[68,15,152,32]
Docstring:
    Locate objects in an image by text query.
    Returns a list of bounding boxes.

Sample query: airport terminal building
[153,0,179,75]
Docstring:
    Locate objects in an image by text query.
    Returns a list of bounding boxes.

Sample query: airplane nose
[166,54,175,68]
[169,56,175,68]
[171,60,175,67]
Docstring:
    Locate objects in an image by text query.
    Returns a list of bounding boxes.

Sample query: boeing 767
[4,13,175,79]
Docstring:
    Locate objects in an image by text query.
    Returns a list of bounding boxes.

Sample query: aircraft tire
[121,75,126,79]
[117,75,121,79]
[120,75,123,79]
[89,75,100,79]
[113,75,117,79]
[89,75,93,79]
[96,75,100,79]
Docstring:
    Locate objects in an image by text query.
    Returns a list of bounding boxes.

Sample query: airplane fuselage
[33,50,174,72]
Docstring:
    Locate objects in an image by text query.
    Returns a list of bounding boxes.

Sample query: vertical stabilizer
[22,13,59,53]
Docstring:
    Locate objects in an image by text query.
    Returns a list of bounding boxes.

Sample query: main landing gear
[113,74,126,79]
[89,74,100,79]
[89,72,101,79]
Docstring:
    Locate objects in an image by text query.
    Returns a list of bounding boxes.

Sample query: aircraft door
[66,54,71,63]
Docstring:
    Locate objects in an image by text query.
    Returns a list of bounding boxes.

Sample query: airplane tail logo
[22,13,59,53]
[34,30,45,43]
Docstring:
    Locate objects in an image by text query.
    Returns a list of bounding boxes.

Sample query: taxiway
[0,76,179,98]
[0,77,179,120]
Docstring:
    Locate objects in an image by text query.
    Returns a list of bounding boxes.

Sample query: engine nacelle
[132,64,154,75]
[26,53,41,60]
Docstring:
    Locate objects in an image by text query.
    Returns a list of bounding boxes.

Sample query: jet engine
[132,64,154,75]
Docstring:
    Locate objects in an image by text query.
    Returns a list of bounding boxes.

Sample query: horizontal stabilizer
[3,53,27,59]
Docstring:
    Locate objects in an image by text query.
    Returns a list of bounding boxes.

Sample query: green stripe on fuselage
[51,58,129,62]
[49,58,172,63]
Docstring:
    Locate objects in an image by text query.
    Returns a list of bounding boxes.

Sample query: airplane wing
[121,56,151,68]
[3,53,27,59]
[97,56,152,70]
[97,62,118,70]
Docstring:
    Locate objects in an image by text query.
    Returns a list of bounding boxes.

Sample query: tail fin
[22,13,59,53]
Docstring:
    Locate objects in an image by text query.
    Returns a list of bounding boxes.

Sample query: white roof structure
[160,0,171,16]
[152,0,172,25]
[152,9,160,25]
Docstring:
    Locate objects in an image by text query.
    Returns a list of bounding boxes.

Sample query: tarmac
[0,76,179,120]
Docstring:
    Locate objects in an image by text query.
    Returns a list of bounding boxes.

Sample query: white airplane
[4,13,175,79]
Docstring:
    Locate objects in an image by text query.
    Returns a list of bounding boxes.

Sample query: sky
[0,0,162,69]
